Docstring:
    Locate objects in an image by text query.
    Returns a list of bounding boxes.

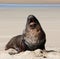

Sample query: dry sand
[0,7,60,59]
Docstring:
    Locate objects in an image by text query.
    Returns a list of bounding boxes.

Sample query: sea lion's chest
[24,29,41,45]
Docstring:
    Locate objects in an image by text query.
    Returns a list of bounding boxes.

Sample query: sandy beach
[0,7,60,59]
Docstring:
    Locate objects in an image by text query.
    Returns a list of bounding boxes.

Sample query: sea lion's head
[26,15,40,29]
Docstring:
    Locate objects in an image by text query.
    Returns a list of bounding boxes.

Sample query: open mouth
[29,22,36,29]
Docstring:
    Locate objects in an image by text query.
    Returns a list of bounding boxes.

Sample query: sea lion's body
[5,35,26,53]
[5,15,46,53]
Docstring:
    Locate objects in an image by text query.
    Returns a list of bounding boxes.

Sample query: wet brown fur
[5,15,46,53]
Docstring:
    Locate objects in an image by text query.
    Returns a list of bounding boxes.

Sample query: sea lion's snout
[27,15,35,20]
[27,15,36,23]
[27,15,37,29]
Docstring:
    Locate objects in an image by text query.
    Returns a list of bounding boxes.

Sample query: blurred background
[0,0,60,51]
[0,5,60,51]
[0,0,60,3]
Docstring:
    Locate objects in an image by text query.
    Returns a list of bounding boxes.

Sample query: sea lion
[5,15,46,53]
[23,15,46,50]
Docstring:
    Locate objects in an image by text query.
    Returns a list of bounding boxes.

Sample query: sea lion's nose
[28,15,34,19]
